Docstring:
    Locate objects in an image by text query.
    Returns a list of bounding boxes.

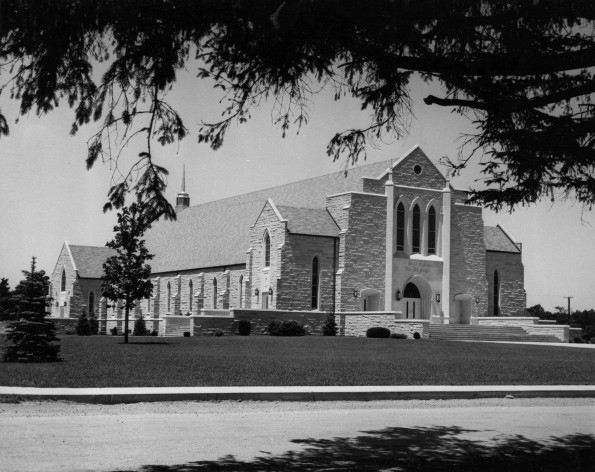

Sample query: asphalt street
[1,397,594,471]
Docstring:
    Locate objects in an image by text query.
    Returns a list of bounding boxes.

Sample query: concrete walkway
[1,384,594,403]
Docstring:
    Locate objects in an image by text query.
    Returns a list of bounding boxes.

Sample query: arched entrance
[359,288,380,312]
[401,276,433,320]
[403,282,421,319]
[453,294,473,324]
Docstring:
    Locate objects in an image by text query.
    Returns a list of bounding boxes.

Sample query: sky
[1,66,594,312]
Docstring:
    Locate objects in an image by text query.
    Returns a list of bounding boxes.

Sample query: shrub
[268,320,306,336]
[238,320,251,336]
[413,332,421,339]
[214,329,224,337]
[366,327,390,338]
[110,327,118,335]
[391,332,407,339]
[183,331,190,337]
[573,337,583,344]
[150,330,158,336]
[88,312,99,335]
[322,311,337,336]
[76,309,92,336]
[133,315,148,336]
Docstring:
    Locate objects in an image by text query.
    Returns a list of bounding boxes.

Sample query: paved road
[1,398,594,471]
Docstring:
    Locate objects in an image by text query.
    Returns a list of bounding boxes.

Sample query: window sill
[409,254,443,262]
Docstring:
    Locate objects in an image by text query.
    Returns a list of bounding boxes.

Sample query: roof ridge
[184,158,392,210]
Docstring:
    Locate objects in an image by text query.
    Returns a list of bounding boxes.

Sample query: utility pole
[563,296,574,325]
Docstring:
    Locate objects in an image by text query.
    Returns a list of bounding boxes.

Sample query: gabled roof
[276,205,340,237]
[68,245,116,278]
[145,158,395,273]
[484,226,521,253]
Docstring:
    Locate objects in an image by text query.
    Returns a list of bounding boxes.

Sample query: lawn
[1,335,594,388]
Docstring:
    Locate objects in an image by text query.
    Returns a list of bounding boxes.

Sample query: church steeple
[175,163,190,213]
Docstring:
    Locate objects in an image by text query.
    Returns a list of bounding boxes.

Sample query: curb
[1,385,594,404]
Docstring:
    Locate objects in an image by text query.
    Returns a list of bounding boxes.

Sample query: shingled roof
[276,205,340,237]
[145,158,393,273]
[484,226,521,253]
[68,245,115,278]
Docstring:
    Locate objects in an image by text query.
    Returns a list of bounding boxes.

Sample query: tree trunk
[124,303,129,344]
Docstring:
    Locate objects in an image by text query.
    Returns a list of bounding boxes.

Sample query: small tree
[0,277,14,321]
[88,310,99,335]
[133,315,148,336]
[3,257,61,363]
[323,309,337,336]
[76,309,92,336]
[102,202,154,344]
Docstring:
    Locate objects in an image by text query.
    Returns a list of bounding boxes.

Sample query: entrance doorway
[453,294,472,324]
[403,282,421,319]
[360,289,380,311]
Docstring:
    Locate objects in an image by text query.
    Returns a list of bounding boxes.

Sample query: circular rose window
[413,164,422,175]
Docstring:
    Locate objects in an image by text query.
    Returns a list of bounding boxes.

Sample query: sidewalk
[1,384,594,404]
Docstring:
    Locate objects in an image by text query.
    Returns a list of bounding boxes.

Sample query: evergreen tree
[102,202,154,344]
[76,309,92,336]
[88,310,99,335]
[3,257,61,363]
[133,315,148,336]
[0,277,14,321]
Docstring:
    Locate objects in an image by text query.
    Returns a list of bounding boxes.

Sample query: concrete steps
[429,324,560,343]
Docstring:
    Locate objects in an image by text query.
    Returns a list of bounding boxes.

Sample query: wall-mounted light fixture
[475,296,480,304]
[268,287,273,296]
[436,293,441,303]
[254,288,260,297]
[395,290,402,301]
[353,289,359,298]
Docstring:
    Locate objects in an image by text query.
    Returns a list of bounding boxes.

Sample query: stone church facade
[49,146,530,336]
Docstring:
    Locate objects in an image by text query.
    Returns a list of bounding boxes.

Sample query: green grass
[1,335,594,388]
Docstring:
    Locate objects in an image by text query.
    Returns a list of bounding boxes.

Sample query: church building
[142,145,525,323]
[50,146,541,338]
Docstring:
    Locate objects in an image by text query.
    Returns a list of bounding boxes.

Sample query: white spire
[181,163,186,193]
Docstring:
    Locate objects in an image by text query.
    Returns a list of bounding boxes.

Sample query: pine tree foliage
[102,202,154,344]
[76,309,92,336]
[0,277,13,321]
[133,315,148,336]
[3,257,61,363]
[1,1,595,211]
[88,311,99,335]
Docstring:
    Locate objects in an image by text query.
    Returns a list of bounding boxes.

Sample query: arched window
[311,257,320,309]
[167,282,171,313]
[61,268,66,291]
[188,280,193,312]
[396,202,405,252]
[264,231,271,267]
[213,278,218,309]
[88,291,95,315]
[239,275,244,308]
[412,204,421,253]
[493,271,500,316]
[427,207,436,255]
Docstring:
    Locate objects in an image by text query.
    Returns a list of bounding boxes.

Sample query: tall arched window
[427,207,436,255]
[264,231,271,267]
[396,202,405,252]
[188,280,193,312]
[493,271,500,316]
[167,282,171,313]
[61,269,66,291]
[311,257,320,309]
[412,204,421,253]
[88,291,95,315]
[213,278,218,309]
[239,275,244,308]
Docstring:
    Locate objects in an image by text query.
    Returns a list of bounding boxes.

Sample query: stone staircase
[429,324,560,343]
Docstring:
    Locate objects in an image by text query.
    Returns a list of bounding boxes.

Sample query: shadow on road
[114,425,595,471]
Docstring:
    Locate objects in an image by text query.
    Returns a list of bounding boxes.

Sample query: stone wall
[49,244,77,318]
[160,316,192,336]
[46,317,78,334]
[248,201,287,310]
[277,234,336,311]
[486,250,526,317]
[232,309,327,335]
[336,311,429,338]
[191,314,235,336]
[449,204,488,319]
[522,324,569,342]
[333,192,387,312]
[472,316,538,327]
